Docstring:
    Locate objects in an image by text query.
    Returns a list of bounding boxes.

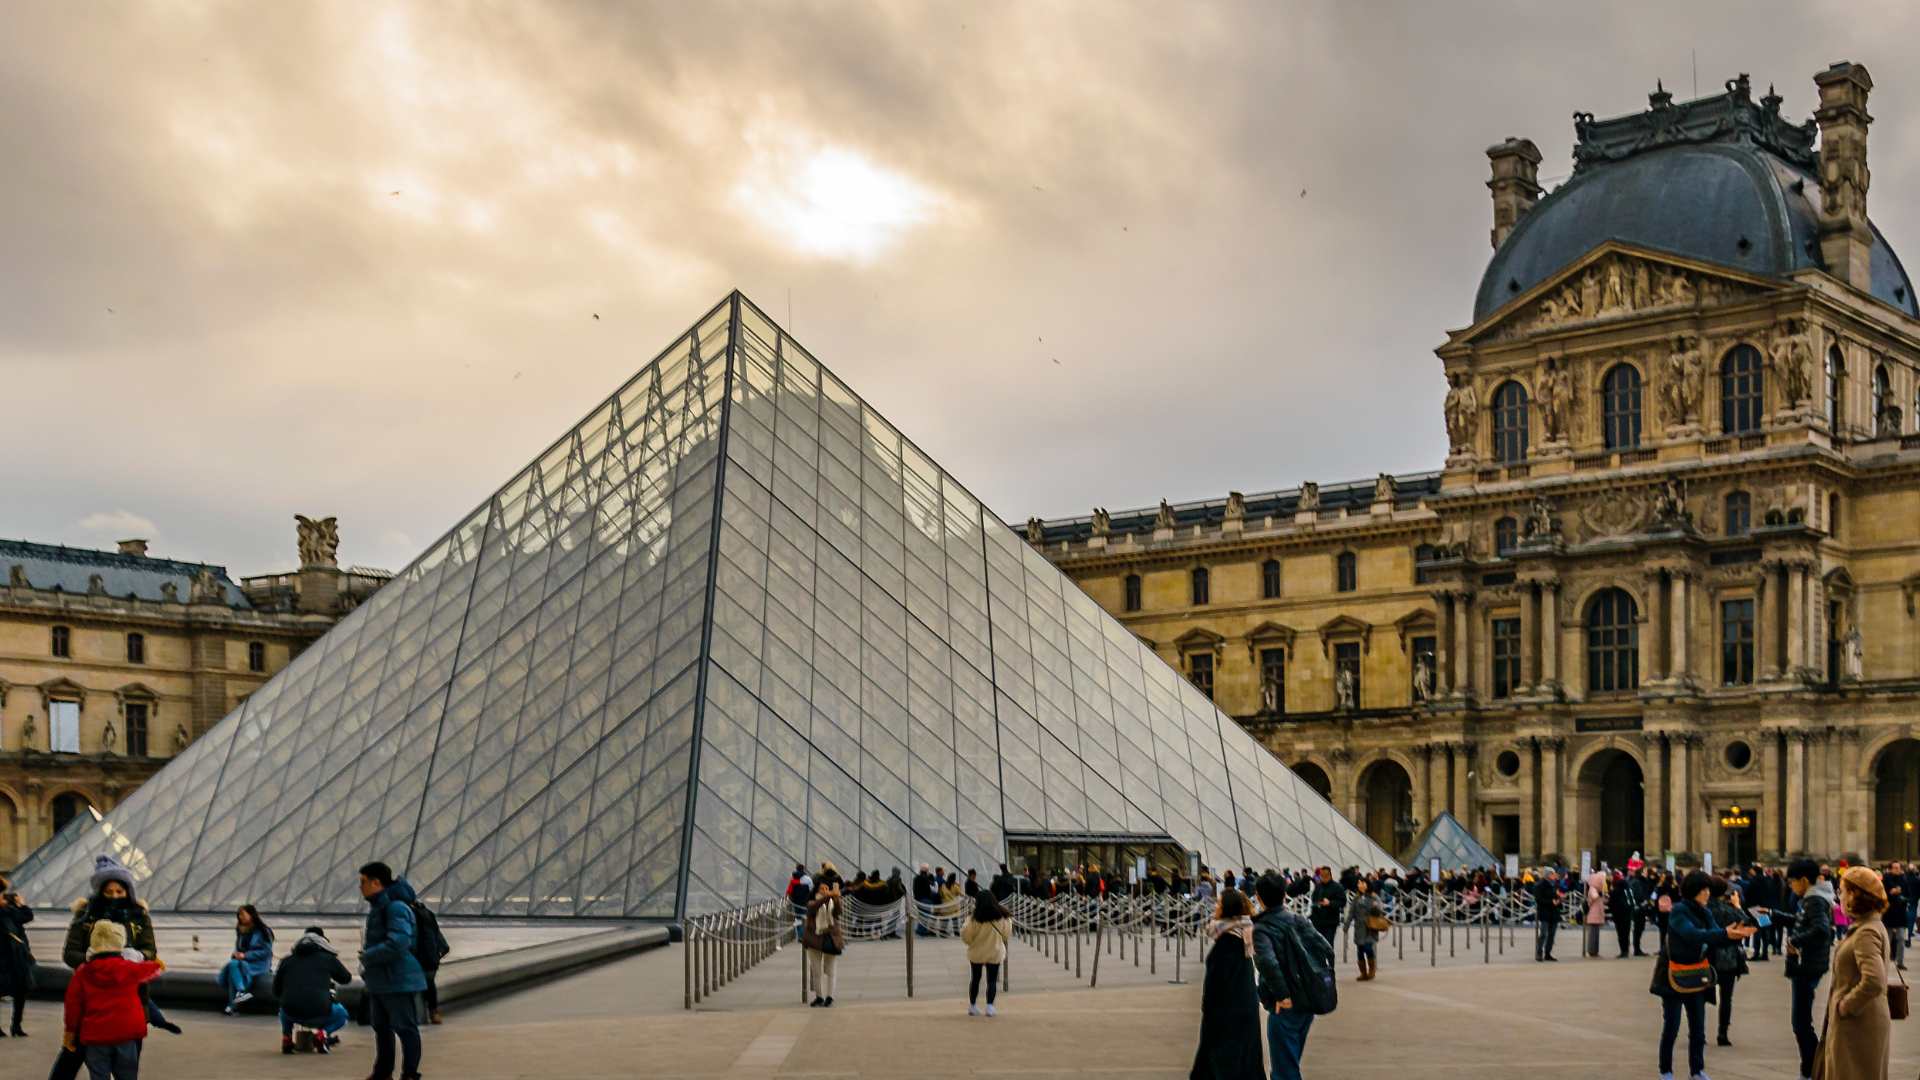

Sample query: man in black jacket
[1252,873,1316,1080]
[1626,869,1654,956]
[1781,858,1834,1080]
[274,927,352,1054]
[1307,868,1345,947]
[1532,868,1561,961]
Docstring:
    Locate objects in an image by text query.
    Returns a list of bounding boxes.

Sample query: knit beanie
[88,919,127,958]
[89,854,137,900]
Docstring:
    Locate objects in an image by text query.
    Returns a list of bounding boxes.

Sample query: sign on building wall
[1575,716,1643,733]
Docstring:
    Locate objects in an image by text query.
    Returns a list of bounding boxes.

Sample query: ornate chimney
[117,539,148,557]
[1812,61,1874,291]
[1486,137,1543,250]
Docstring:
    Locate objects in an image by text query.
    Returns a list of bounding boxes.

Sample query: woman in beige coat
[1818,865,1892,1080]
[959,892,1013,1016]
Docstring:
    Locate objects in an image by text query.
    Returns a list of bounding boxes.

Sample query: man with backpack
[408,893,450,1025]
[1253,871,1335,1080]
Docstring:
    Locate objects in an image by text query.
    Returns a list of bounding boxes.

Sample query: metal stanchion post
[1449,915,1456,958]
[685,921,695,1010]
[1091,916,1103,988]
[1430,909,1437,968]
[1075,918,1083,979]
[905,899,915,999]
[1483,906,1491,964]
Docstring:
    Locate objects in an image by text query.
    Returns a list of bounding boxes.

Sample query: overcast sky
[6,1,1918,578]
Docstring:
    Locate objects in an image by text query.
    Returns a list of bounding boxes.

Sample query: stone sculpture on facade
[1153,500,1175,531]
[1089,508,1111,538]
[1373,474,1396,504]
[1662,334,1706,429]
[8,565,26,589]
[20,714,35,750]
[1537,357,1574,443]
[1224,491,1246,525]
[173,723,191,754]
[1772,318,1816,408]
[158,581,178,602]
[1522,494,1559,540]
[87,573,107,596]
[1845,626,1865,681]
[1297,482,1320,513]
[1412,654,1434,703]
[1025,517,1044,544]
[189,569,225,605]
[1443,372,1479,456]
[1653,476,1691,526]
[1260,671,1281,714]
[295,514,340,568]
[101,719,117,754]
[1335,666,1357,711]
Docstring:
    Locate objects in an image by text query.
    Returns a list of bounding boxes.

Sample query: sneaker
[316,1036,331,1055]
[823,997,834,1007]
[1658,1074,1674,1080]
[327,1035,341,1048]
[968,1005,978,1016]
[283,1037,296,1055]
[232,991,255,1007]
[985,1004,996,1017]
[810,996,823,1007]
[222,1005,235,1016]
[1690,1073,1710,1080]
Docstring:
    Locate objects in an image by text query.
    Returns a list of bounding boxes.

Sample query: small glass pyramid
[14,293,1397,919]
[1402,810,1498,870]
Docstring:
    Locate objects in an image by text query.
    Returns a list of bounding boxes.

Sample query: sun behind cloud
[730,124,950,263]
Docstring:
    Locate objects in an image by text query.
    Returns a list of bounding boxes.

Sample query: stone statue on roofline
[295,514,340,568]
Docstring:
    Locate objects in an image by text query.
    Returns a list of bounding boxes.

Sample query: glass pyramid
[13,293,1397,920]
[1402,810,1498,870]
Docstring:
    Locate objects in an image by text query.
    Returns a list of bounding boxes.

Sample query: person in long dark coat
[1191,889,1264,1080]
[0,877,34,1036]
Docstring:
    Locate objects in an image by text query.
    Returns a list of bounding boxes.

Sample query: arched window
[1261,558,1282,599]
[1335,552,1357,593]
[1724,491,1752,537]
[51,792,90,833]
[1601,363,1643,450]
[1190,566,1210,606]
[1123,574,1142,612]
[1826,345,1845,430]
[1494,516,1519,555]
[1585,588,1640,693]
[1873,363,1892,433]
[1721,345,1765,434]
[1491,380,1529,463]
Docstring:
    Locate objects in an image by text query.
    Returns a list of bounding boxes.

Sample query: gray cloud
[5,1,1916,575]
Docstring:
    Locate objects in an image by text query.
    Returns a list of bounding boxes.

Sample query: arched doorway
[1873,739,1920,861]
[1575,749,1645,869]
[1292,761,1333,803]
[0,792,18,870]
[1358,759,1415,856]
[50,791,92,835]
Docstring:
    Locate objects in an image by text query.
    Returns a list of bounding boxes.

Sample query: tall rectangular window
[1491,617,1522,698]
[248,641,267,673]
[1190,566,1210,606]
[50,700,80,753]
[1335,642,1362,707]
[1187,652,1215,700]
[126,632,145,664]
[1259,647,1286,714]
[1336,553,1357,593]
[125,702,149,757]
[1721,598,1755,686]
[1262,559,1282,599]
[52,625,71,658]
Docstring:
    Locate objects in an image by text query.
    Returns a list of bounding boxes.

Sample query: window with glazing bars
[1188,651,1214,699]
[1721,598,1755,686]
[1721,345,1765,434]
[1491,617,1521,698]
[1602,363,1642,450]
[1585,588,1639,692]
[1491,380,1529,463]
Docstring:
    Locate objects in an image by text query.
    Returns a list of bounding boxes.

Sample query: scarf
[1208,916,1255,958]
[812,899,835,936]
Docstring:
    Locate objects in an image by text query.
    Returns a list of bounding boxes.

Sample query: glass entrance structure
[13,293,1396,920]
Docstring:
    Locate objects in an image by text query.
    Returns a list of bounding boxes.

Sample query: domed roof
[1475,80,1917,322]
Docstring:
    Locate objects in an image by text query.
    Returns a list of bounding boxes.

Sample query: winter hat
[89,854,137,899]
[88,919,127,958]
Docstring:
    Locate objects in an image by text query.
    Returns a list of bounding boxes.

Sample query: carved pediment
[1394,609,1438,651]
[1173,627,1226,656]
[1316,615,1373,656]
[1467,244,1775,344]
[1244,621,1296,661]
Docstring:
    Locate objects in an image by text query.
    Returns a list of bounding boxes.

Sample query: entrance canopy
[1401,810,1497,870]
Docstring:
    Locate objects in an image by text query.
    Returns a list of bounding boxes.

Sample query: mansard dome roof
[1475,76,1917,322]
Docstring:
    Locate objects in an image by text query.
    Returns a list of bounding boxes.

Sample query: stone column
[1540,582,1561,694]
[1539,736,1564,859]
[1437,595,1457,697]
[1332,748,1357,825]
[1754,571,1771,683]
[1638,586,1661,688]
[1519,582,1538,693]
[1669,571,1692,686]
[1454,593,1475,698]
[1785,560,1808,678]
[1418,744,1437,826]
[1786,731,1808,854]
[1761,734,1784,856]
[1644,735,1667,855]
[1451,741,1474,828]
[1669,734,1693,854]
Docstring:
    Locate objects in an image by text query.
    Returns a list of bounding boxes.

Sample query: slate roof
[0,538,251,609]
[1476,76,1916,321]
[1023,471,1443,546]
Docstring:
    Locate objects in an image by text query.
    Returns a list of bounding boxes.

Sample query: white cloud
[76,510,160,539]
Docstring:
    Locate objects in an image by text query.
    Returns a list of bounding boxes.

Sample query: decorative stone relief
[295,514,340,568]
[1771,318,1817,409]
[1537,356,1575,443]
[1661,333,1707,430]
[1224,491,1246,525]
[1090,508,1111,537]
[1653,477,1691,527]
[1522,494,1561,541]
[1297,483,1320,513]
[190,569,225,605]
[1025,517,1044,543]
[1577,488,1650,539]
[1153,500,1175,531]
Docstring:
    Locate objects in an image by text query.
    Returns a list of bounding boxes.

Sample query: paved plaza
[5,928,1920,1078]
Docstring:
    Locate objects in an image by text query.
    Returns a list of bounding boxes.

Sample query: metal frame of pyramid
[14,293,1399,921]
[1400,809,1498,870]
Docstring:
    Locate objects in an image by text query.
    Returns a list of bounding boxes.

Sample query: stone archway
[1574,748,1645,869]
[0,788,19,871]
[1873,738,1920,861]
[49,790,93,835]
[1292,761,1334,804]
[1357,758,1415,856]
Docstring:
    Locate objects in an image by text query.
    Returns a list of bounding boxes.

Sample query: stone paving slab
[4,932,1919,1078]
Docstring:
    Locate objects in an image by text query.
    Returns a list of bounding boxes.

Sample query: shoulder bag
[1666,954,1713,994]
[1365,911,1391,934]
[1891,938,1910,1021]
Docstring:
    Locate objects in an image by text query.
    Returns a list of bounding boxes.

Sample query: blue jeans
[1658,994,1706,1076]
[280,1002,349,1037]
[217,960,260,1006]
[1791,974,1823,1077]
[1265,1007,1312,1080]
[370,991,423,1079]
[83,1039,141,1079]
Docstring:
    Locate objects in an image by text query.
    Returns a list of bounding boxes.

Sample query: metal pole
[1075,918,1083,979]
[1397,915,1404,961]
[1430,907,1437,968]
[905,898,915,999]
[1091,916,1104,988]
[1449,914,1456,958]
[1150,916,1157,975]
[685,921,695,1010]
[1483,904,1491,964]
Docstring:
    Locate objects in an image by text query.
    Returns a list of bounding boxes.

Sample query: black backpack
[409,901,450,969]
[1275,913,1339,1015]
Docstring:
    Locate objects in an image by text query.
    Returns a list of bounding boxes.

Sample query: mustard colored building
[0,530,383,870]
[1025,64,1920,869]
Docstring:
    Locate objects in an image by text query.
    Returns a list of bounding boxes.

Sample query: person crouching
[274,927,352,1054]
[63,920,163,1080]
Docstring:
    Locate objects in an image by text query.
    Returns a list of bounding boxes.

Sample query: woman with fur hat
[62,919,164,1079]
[60,854,179,1053]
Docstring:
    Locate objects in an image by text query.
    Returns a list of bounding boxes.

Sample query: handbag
[1891,942,1910,1021]
[1666,955,1713,994]
[1365,913,1391,934]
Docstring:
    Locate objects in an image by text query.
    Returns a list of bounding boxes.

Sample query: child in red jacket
[63,920,163,1079]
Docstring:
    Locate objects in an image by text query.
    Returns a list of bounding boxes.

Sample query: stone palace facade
[1024,63,1920,869]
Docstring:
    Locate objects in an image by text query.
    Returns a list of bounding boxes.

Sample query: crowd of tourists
[0,856,449,1080]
